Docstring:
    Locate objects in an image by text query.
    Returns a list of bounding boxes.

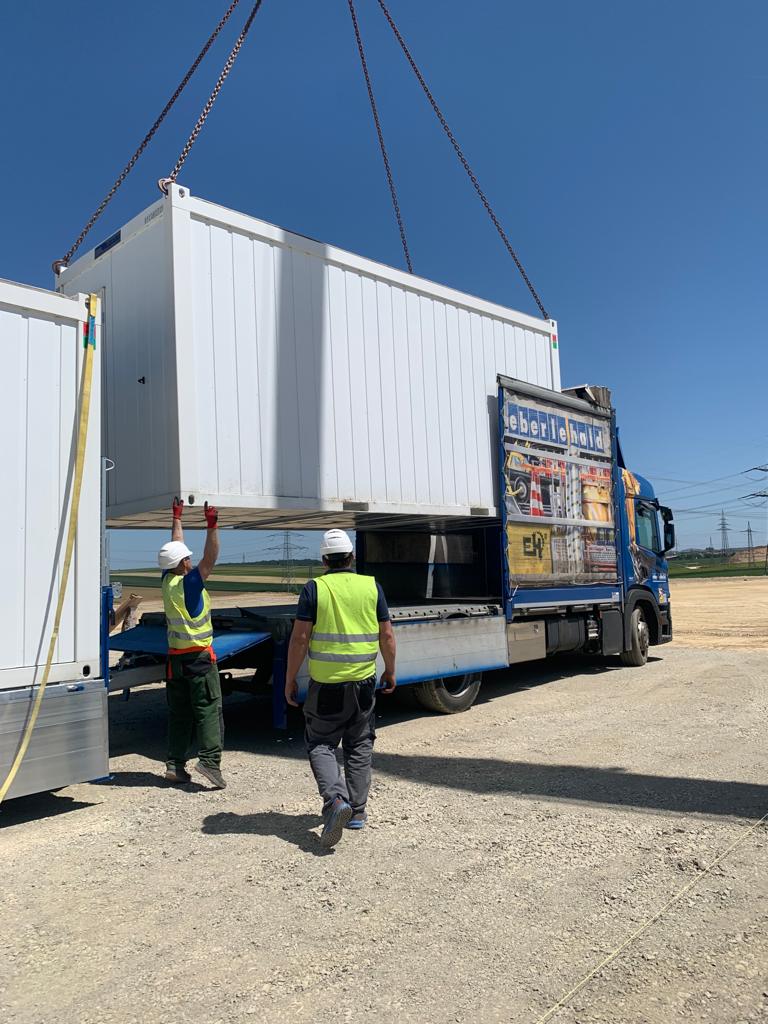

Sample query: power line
[652,471,759,498]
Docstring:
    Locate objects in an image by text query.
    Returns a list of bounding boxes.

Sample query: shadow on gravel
[201,810,330,856]
[103,654,765,823]
[1,791,97,827]
[106,770,207,792]
[367,754,768,821]
[106,654,623,760]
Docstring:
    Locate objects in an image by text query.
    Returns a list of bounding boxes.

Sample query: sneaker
[164,765,191,784]
[346,812,367,830]
[320,797,353,848]
[195,762,227,789]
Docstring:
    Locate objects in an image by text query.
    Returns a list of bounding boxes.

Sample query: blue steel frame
[100,585,113,689]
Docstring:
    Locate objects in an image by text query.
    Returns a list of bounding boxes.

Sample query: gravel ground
[3,642,767,1024]
[669,577,768,649]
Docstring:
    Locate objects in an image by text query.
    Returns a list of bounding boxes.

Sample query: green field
[110,575,304,594]
[669,561,767,579]
[111,561,316,594]
[114,561,767,588]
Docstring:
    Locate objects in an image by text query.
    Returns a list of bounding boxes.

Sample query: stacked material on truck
[59,186,560,530]
[0,279,107,798]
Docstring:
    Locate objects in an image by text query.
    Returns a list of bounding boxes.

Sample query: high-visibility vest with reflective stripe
[162,572,213,651]
[308,573,380,683]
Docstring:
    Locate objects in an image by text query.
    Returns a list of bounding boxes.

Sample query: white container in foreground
[0,280,101,689]
[59,185,560,529]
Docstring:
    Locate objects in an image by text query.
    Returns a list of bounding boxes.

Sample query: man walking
[285,529,396,848]
[158,497,226,789]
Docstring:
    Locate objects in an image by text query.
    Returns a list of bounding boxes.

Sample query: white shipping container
[59,185,560,529]
[0,280,101,690]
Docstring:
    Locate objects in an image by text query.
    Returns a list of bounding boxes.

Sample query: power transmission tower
[741,487,768,574]
[718,510,730,559]
[745,522,755,566]
[264,531,309,594]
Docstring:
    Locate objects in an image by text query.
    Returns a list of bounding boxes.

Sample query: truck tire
[620,607,650,667]
[414,672,482,714]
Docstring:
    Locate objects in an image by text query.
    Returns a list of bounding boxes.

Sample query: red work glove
[204,501,218,529]
[172,497,184,520]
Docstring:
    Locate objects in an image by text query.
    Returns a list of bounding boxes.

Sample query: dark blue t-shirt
[296,570,390,624]
[161,567,206,618]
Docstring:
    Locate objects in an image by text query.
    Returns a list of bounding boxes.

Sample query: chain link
[347,0,413,274]
[375,0,550,320]
[53,0,244,275]
[159,0,265,194]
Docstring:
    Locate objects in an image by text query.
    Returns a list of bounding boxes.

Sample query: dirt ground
[3,581,768,1024]
[123,576,768,650]
[669,577,768,650]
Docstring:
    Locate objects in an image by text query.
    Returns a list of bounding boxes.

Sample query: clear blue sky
[2,0,766,558]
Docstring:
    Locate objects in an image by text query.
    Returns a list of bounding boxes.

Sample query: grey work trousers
[303,677,376,816]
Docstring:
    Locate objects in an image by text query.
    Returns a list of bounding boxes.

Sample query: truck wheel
[620,607,650,667]
[414,673,482,714]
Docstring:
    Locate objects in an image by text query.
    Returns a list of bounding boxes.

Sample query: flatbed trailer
[110,377,675,729]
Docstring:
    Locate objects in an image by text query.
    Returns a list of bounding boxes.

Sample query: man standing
[158,498,226,789]
[285,529,396,848]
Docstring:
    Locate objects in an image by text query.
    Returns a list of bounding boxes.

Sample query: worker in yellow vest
[285,529,396,848]
[157,498,225,789]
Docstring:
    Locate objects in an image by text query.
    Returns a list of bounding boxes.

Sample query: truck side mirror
[660,506,675,554]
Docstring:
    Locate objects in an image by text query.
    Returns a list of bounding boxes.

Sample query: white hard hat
[158,541,193,571]
[320,529,354,557]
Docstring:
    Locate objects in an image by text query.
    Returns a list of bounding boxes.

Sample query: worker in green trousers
[158,498,226,789]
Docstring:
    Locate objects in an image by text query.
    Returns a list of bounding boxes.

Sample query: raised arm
[197,502,220,581]
[171,497,184,542]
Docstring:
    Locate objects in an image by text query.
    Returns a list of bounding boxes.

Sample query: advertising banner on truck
[500,381,618,585]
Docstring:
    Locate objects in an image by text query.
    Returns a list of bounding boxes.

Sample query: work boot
[195,762,227,789]
[164,764,192,784]
[320,797,353,848]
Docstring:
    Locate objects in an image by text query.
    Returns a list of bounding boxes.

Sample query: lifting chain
[53,0,245,276]
[375,0,550,320]
[347,0,413,274]
[158,0,266,195]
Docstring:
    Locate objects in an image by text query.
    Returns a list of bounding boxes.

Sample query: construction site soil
[3,577,767,1024]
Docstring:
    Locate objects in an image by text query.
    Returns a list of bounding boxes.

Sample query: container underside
[107,506,500,532]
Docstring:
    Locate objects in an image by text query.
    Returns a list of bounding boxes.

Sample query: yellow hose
[0,294,99,804]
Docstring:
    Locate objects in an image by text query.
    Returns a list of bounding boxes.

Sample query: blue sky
[2,0,766,559]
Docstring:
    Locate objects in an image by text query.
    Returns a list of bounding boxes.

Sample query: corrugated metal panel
[0,681,108,799]
[60,186,559,527]
[0,281,101,689]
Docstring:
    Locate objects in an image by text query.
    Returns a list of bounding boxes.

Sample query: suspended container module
[59,185,560,530]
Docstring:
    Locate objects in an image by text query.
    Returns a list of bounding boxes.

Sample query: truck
[1,188,674,800]
[106,373,675,730]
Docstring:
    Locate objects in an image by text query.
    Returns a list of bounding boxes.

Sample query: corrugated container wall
[59,185,560,529]
[0,281,101,689]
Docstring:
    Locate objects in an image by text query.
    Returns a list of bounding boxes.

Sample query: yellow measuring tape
[0,294,99,805]
[534,807,768,1023]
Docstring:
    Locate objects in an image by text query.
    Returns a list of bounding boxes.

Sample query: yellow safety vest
[308,573,380,683]
[162,573,213,651]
